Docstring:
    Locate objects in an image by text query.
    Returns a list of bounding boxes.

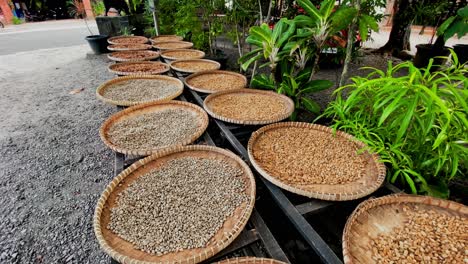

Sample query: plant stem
[308,49,321,82]
[84,17,94,35]
[266,0,273,22]
[258,0,263,24]
[339,0,360,87]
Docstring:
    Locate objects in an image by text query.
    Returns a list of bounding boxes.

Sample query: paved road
[0,19,98,55]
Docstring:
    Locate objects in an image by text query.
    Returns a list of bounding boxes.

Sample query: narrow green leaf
[378,89,408,126]
[241,53,262,71]
[297,0,322,21]
[404,173,418,194]
[331,7,357,32]
[249,25,271,44]
[301,79,334,93]
[358,19,369,42]
[301,97,321,114]
[396,95,418,141]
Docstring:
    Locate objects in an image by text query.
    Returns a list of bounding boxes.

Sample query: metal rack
[110,96,290,263]
[168,67,401,264]
[106,62,400,264]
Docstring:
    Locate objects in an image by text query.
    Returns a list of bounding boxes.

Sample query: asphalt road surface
[0,19,98,55]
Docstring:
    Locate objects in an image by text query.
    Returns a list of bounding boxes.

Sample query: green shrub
[12,17,23,25]
[92,0,105,16]
[322,53,468,198]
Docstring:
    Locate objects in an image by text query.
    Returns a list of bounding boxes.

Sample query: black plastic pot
[85,35,109,55]
[205,49,228,70]
[413,44,450,70]
[453,44,468,65]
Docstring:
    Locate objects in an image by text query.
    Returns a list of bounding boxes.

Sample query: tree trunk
[340,0,360,87]
[376,0,412,55]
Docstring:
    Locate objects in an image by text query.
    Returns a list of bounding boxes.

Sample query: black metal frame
[110,96,290,263]
[106,61,401,264]
[168,67,401,264]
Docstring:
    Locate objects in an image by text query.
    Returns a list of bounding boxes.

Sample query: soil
[108,51,159,61]
[109,62,169,75]
[0,45,114,263]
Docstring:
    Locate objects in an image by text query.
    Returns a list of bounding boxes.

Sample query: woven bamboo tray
[108,36,149,45]
[203,89,294,125]
[342,194,468,264]
[150,35,183,43]
[184,70,248,94]
[214,257,287,264]
[96,75,184,106]
[161,49,205,61]
[94,145,256,264]
[107,44,152,51]
[99,100,208,156]
[153,41,194,50]
[107,50,160,62]
[247,122,386,201]
[170,59,221,73]
[108,61,170,76]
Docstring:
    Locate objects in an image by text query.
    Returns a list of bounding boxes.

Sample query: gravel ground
[0,43,397,264]
[0,45,114,263]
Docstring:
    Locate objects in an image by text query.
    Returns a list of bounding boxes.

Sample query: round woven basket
[160,49,205,61]
[170,59,221,73]
[203,89,294,125]
[150,35,183,43]
[108,61,170,76]
[342,194,468,264]
[184,70,248,94]
[153,41,194,50]
[214,257,287,264]
[107,44,152,51]
[96,75,184,106]
[107,36,149,45]
[99,100,209,156]
[107,50,160,62]
[247,122,386,201]
[94,145,256,264]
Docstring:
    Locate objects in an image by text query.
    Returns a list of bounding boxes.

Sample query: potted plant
[413,5,468,68]
[439,6,468,65]
[67,0,108,54]
[200,0,228,68]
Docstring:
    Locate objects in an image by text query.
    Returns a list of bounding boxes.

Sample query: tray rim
[342,194,468,264]
[96,75,184,106]
[107,44,152,51]
[99,100,209,156]
[107,35,149,45]
[184,70,248,94]
[108,61,170,76]
[152,41,194,50]
[160,49,205,61]
[169,59,221,73]
[107,50,160,62]
[247,122,386,201]
[203,89,294,125]
[150,34,184,43]
[214,257,287,264]
[93,145,256,264]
